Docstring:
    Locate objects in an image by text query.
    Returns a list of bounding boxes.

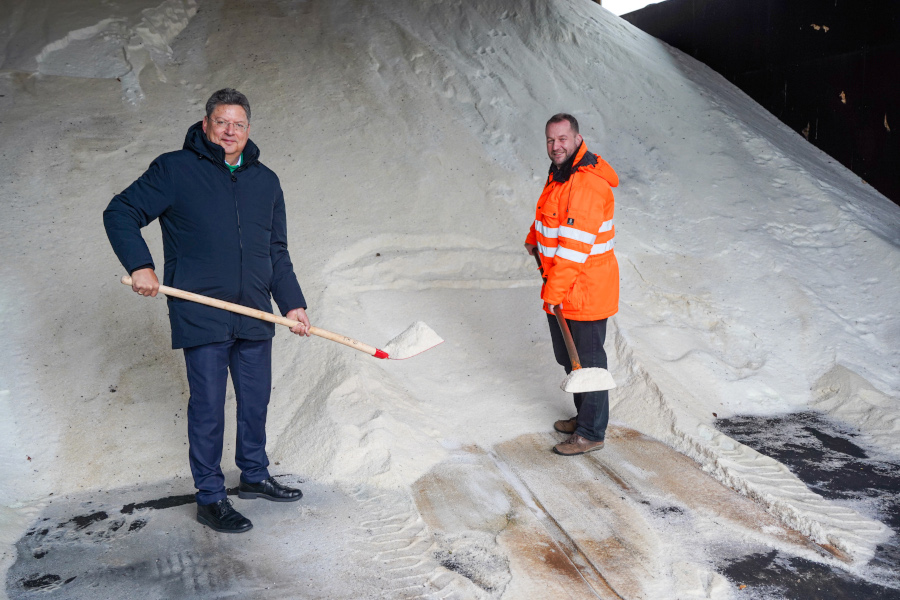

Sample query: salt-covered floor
[10,424,897,599]
[7,477,421,599]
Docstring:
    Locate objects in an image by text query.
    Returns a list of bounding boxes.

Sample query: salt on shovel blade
[381,321,443,360]
[561,368,616,393]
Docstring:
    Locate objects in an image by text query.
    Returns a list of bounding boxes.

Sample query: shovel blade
[381,321,444,360]
[561,367,616,393]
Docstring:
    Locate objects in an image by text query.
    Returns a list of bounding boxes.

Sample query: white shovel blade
[382,321,444,360]
[561,367,616,393]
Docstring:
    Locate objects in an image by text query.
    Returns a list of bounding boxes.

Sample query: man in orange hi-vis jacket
[525,113,619,456]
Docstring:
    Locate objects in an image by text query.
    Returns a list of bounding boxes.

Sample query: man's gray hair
[547,113,579,134]
[205,88,251,122]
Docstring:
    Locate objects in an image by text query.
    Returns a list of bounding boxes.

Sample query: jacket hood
[549,142,618,188]
[183,121,261,167]
[589,153,619,188]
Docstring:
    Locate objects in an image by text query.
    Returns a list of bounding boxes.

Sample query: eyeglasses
[210,118,249,133]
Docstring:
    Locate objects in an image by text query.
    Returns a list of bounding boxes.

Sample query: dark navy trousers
[546,314,610,442]
[183,338,272,505]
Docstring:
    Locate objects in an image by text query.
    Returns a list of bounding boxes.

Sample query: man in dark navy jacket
[104,89,309,533]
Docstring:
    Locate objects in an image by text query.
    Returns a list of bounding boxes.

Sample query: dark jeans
[183,338,273,505]
[547,314,609,442]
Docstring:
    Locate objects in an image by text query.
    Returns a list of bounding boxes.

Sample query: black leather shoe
[196,498,253,533]
[238,477,303,502]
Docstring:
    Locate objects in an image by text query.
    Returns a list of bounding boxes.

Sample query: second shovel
[531,248,616,393]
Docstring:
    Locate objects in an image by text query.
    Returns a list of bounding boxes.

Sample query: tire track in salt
[348,485,488,599]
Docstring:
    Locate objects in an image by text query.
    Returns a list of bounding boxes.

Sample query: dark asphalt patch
[119,494,196,515]
[718,411,900,598]
[724,550,899,600]
[68,511,109,530]
[20,574,61,590]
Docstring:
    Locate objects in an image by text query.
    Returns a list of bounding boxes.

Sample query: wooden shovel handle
[530,249,583,371]
[121,276,385,358]
[552,306,583,371]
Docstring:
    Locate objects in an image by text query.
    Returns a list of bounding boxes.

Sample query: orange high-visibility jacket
[525,142,619,321]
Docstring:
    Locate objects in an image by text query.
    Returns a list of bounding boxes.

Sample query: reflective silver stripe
[544,237,615,262]
[590,238,615,255]
[556,246,589,263]
[598,218,614,233]
[558,225,596,245]
[535,220,558,239]
[538,242,557,258]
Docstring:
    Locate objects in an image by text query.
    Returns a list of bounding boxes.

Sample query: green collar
[226,153,243,173]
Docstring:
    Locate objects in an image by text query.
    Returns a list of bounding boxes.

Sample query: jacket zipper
[198,151,247,338]
[232,171,243,337]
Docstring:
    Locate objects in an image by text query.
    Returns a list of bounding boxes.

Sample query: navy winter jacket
[103,122,306,349]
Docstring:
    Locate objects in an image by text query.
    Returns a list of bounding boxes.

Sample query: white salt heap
[1,0,899,595]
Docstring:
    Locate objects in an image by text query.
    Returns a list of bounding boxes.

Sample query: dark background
[623,0,900,207]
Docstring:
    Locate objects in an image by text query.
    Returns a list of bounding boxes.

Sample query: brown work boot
[553,434,605,456]
[553,417,577,434]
